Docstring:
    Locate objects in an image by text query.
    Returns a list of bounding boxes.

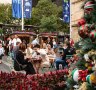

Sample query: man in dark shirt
[55,43,69,70]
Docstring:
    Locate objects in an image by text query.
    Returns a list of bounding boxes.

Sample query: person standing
[12,42,21,60]
[11,35,21,59]
[6,37,12,55]
[0,44,5,64]
[52,38,57,48]
[4,38,9,56]
[64,37,70,48]
[70,38,74,47]
[12,35,22,47]
[32,35,39,46]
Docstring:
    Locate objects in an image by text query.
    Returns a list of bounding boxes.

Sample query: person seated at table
[25,43,33,59]
[40,39,47,49]
[15,43,36,75]
[55,43,69,70]
[33,44,50,68]
[46,44,56,57]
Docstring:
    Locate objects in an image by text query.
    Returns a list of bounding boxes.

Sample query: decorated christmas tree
[66,0,96,90]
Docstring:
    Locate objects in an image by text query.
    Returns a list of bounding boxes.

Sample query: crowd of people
[0,35,76,75]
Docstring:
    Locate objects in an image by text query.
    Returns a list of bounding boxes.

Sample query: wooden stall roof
[39,32,58,37]
[0,23,40,28]
[10,31,36,36]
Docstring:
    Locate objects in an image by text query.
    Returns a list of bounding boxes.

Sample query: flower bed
[0,69,69,90]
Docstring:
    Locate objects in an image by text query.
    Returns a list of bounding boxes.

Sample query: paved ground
[0,56,56,73]
[0,56,13,73]
[0,62,11,72]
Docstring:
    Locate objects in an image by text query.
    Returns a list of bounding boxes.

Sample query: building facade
[71,0,84,42]
[0,0,11,4]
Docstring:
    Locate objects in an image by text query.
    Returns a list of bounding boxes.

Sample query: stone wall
[71,0,84,42]
[71,27,80,42]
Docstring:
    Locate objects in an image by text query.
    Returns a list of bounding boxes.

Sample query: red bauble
[78,25,89,38]
[82,77,86,82]
[89,30,96,41]
[78,18,86,26]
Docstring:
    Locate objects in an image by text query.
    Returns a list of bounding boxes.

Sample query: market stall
[10,31,36,44]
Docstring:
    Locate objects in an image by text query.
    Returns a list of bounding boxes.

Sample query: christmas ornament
[90,24,95,30]
[78,70,88,82]
[84,1,95,13]
[84,13,92,23]
[78,25,89,38]
[72,69,79,82]
[72,69,88,82]
[86,75,91,84]
[86,73,96,85]
[89,30,96,41]
[84,54,89,61]
[78,18,86,26]
[79,82,87,90]
[88,66,92,71]
[90,73,96,84]
[73,85,79,89]
[85,63,89,67]
[86,24,95,30]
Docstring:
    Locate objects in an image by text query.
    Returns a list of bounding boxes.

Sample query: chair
[49,58,55,68]
[41,61,51,72]
[66,55,73,59]
[14,59,27,71]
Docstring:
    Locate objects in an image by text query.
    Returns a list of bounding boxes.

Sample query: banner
[12,0,22,18]
[12,0,32,18]
[23,0,32,18]
[63,0,70,23]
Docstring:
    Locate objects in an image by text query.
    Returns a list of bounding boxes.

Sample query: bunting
[63,0,70,23]
[12,0,32,18]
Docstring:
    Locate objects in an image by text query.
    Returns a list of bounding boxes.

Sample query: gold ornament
[90,74,96,84]
[85,63,88,67]
[78,82,87,90]
[88,66,92,71]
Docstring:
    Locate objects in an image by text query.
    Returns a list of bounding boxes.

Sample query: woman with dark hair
[15,43,36,75]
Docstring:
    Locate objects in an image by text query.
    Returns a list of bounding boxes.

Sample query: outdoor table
[31,58,42,74]
[48,55,55,68]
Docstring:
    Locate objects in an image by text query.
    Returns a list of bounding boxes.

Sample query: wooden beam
[0,23,40,28]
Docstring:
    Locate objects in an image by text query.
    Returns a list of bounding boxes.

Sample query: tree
[40,15,57,32]
[66,0,96,89]
[0,4,12,24]
[0,0,69,33]
[25,0,69,33]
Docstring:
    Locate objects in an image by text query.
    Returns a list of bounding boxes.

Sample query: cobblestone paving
[0,56,12,72]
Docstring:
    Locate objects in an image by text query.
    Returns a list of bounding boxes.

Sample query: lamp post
[22,0,24,31]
